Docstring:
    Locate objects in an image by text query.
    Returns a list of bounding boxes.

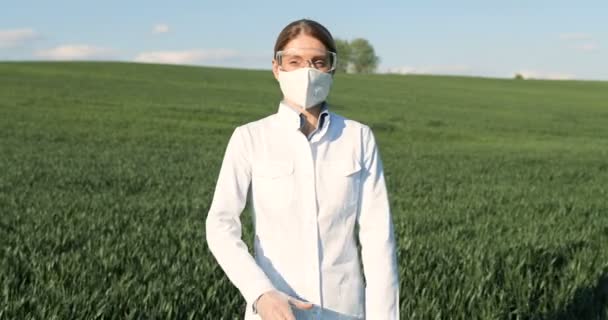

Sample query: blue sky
[1,0,606,80]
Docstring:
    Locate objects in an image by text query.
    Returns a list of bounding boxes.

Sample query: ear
[272,59,280,81]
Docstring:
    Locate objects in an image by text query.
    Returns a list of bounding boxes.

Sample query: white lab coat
[206,102,399,319]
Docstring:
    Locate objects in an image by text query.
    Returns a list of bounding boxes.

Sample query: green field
[1,61,607,319]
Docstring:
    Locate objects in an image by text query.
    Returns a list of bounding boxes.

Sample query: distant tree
[334,38,351,74]
[349,38,380,74]
[514,73,525,80]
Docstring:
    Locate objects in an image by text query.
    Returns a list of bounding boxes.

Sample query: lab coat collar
[277,101,330,131]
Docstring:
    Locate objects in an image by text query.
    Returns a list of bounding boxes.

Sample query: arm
[357,126,400,319]
[205,126,276,308]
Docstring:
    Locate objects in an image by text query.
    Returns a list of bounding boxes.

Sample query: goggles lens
[276,48,337,72]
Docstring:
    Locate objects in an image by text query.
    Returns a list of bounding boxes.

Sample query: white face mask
[278,67,333,109]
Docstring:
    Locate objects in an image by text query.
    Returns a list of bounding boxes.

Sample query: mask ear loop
[275,51,285,72]
[330,51,337,74]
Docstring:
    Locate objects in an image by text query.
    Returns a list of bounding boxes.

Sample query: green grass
[1,61,607,319]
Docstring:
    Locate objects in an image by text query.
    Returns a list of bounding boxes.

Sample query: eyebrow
[283,54,326,60]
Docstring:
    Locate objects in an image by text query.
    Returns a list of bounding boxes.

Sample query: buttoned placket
[300,119,331,320]
[310,126,329,320]
[277,102,330,319]
[293,126,321,313]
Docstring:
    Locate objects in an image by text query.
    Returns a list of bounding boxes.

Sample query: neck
[283,99,323,135]
[283,99,322,118]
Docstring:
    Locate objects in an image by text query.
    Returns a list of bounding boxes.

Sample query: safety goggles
[275,47,337,72]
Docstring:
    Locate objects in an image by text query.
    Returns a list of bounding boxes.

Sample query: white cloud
[559,33,592,41]
[384,65,472,76]
[153,24,170,34]
[0,28,40,48]
[559,32,599,52]
[514,70,574,80]
[133,49,239,65]
[383,65,577,80]
[572,42,598,52]
[36,44,116,60]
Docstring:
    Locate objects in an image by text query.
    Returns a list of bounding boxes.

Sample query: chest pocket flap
[323,159,362,177]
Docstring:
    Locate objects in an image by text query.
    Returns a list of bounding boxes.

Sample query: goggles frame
[275,48,337,72]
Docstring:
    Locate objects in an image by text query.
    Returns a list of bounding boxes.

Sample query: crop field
[1,61,607,319]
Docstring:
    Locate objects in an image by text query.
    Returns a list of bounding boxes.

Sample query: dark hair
[273,19,337,55]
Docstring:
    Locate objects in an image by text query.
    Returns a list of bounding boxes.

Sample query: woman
[206,19,399,320]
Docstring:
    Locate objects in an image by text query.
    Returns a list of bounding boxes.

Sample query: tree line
[334,38,379,74]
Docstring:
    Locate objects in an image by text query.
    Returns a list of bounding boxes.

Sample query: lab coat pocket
[319,160,362,213]
[252,161,295,213]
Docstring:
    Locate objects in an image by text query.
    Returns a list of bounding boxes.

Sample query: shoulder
[328,111,374,137]
[234,113,278,135]
[225,113,278,156]
[328,112,382,159]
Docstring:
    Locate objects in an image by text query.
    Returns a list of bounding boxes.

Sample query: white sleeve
[357,126,400,319]
[205,126,275,307]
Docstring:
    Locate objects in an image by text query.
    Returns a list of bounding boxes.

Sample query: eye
[314,60,327,68]
[285,57,302,64]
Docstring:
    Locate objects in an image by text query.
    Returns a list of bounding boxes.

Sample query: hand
[256,290,314,320]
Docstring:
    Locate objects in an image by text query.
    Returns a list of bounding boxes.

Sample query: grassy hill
[1,61,607,319]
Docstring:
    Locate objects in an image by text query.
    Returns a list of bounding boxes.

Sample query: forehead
[282,33,327,52]
[280,48,328,59]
